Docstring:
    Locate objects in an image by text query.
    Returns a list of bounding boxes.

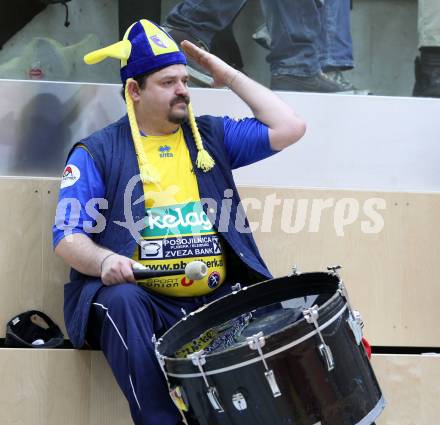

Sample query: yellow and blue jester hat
[84,19,214,183]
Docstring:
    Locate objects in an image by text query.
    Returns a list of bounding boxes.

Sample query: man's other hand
[101,254,137,286]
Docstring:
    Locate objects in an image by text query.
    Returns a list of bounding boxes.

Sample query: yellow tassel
[125,79,160,184]
[188,103,215,172]
[196,149,216,172]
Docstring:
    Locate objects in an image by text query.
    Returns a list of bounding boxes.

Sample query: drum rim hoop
[163,302,348,378]
[355,395,386,425]
[157,272,341,356]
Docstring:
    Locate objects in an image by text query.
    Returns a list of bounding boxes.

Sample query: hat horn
[84,40,132,64]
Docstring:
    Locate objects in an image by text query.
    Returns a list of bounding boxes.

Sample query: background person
[413,0,440,97]
[165,0,365,93]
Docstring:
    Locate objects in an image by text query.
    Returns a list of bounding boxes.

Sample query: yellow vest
[132,128,226,296]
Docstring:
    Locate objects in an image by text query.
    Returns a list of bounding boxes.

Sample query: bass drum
[155,272,385,425]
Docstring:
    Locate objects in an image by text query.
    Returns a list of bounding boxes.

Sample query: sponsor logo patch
[181,277,194,287]
[140,240,163,259]
[207,271,221,289]
[159,145,173,158]
[61,164,80,189]
[139,235,222,260]
[150,34,168,49]
[143,202,214,237]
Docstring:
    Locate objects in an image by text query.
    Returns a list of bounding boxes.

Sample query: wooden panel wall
[90,352,131,424]
[373,354,440,425]
[0,349,90,425]
[0,349,437,425]
[0,178,68,337]
[238,186,440,347]
[1,178,439,347]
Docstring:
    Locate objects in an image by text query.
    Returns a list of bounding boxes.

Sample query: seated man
[53,19,306,425]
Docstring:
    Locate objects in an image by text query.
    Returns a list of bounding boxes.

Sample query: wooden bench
[0,177,439,424]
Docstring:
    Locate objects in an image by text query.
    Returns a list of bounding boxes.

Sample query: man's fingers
[122,262,136,283]
[181,40,207,64]
[101,255,136,285]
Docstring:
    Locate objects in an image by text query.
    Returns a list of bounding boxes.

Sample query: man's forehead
[154,64,188,79]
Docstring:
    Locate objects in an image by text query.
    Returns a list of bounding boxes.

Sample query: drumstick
[132,260,208,281]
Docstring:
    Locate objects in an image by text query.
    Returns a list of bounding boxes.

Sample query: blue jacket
[64,115,272,347]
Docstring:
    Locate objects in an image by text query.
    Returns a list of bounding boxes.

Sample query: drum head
[157,272,339,358]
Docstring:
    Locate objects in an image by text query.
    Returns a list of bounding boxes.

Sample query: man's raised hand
[180,40,238,88]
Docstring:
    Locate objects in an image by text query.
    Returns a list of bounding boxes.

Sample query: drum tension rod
[327,265,342,275]
[290,265,300,276]
[187,350,224,413]
[231,282,242,293]
[247,332,282,398]
[303,306,335,372]
[336,278,364,346]
[153,336,175,399]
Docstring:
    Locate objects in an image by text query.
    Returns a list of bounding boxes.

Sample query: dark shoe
[271,72,355,93]
[324,70,371,95]
[252,24,271,50]
[413,47,440,98]
[162,25,213,87]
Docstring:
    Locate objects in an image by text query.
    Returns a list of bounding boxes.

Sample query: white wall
[189,88,440,193]
[1,79,439,191]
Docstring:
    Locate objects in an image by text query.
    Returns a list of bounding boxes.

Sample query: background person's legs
[166,0,246,48]
[318,0,354,72]
[414,0,440,97]
[318,0,369,93]
[418,0,440,48]
[262,0,351,92]
[165,0,246,85]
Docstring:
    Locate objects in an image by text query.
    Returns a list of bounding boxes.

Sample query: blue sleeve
[223,116,278,169]
[52,147,106,249]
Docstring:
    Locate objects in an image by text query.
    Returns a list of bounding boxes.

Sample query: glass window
[0,0,436,98]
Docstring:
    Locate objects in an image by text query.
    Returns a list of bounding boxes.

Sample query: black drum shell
[157,273,385,425]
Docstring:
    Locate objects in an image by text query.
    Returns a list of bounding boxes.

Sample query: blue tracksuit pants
[86,282,233,425]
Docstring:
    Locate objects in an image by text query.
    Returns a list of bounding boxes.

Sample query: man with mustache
[53,20,305,425]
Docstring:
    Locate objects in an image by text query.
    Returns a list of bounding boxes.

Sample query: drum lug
[247,332,282,398]
[188,350,224,413]
[327,265,342,275]
[264,369,282,397]
[231,282,242,293]
[348,310,364,345]
[303,305,335,371]
[207,387,224,412]
[338,281,365,345]
[319,343,335,371]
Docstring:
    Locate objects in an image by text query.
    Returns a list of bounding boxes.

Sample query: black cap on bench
[5,310,64,348]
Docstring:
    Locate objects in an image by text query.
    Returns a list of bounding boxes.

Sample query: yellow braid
[187,103,215,172]
[125,79,159,184]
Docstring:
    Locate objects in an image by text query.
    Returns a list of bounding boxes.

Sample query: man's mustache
[170,95,190,106]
